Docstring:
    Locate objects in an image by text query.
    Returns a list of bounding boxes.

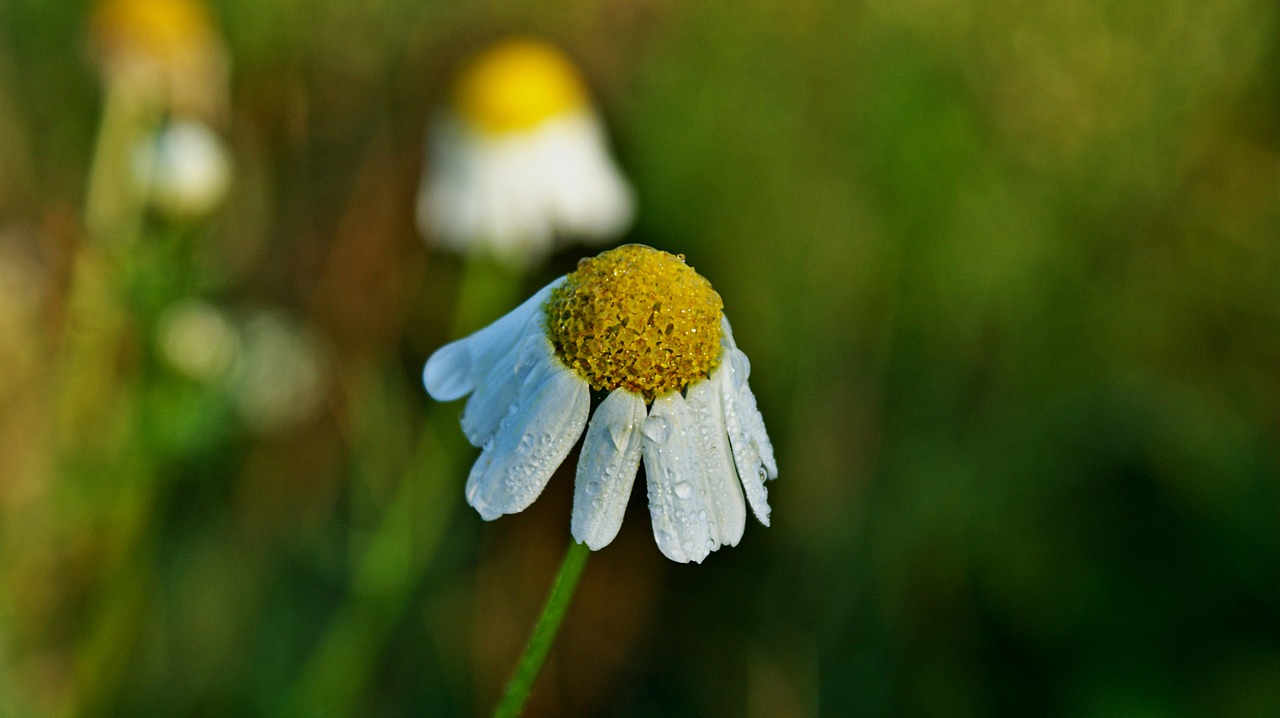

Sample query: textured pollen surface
[453,39,587,134]
[546,245,723,402]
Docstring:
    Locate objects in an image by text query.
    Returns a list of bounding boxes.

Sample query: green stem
[84,77,154,247]
[450,256,526,336]
[280,256,528,716]
[492,540,591,718]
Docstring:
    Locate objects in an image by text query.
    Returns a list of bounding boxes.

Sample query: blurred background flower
[132,119,231,220]
[89,0,229,118]
[226,309,329,434]
[0,0,1277,716]
[417,38,635,268]
[85,0,231,241]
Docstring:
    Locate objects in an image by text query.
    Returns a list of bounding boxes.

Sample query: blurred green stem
[84,78,152,246]
[449,256,527,335]
[284,256,526,716]
[492,541,590,718]
[282,406,462,717]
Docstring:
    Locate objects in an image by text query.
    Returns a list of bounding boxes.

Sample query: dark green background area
[1,0,1278,715]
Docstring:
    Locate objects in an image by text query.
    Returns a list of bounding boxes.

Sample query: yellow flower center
[93,0,214,66]
[545,245,723,402]
[453,39,588,134]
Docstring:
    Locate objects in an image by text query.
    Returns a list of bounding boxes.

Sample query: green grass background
[0,0,1278,715]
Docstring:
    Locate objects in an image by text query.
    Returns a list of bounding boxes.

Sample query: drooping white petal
[685,373,747,548]
[538,113,634,242]
[719,316,777,526]
[461,333,553,447]
[422,278,562,402]
[465,357,590,520]
[734,355,778,479]
[418,115,475,253]
[571,389,646,550]
[642,392,715,564]
[472,135,555,259]
[417,111,633,267]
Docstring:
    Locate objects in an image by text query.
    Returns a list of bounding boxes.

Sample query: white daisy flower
[132,119,231,219]
[90,0,230,119]
[424,245,777,563]
[416,38,635,268]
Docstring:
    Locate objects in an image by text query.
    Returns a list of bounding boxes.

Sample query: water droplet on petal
[643,414,670,443]
[608,421,628,450]
[730,350,751,390]
[674,481,693,500]
[585,480,600,496]
[513,338,542,378]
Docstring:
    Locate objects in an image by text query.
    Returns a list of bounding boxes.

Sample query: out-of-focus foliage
[0,0,1278,716]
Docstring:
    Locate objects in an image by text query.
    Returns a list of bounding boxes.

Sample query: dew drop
[643,414,671,443]
[674,481,693,500]
[585,480,600,496]
[730,350,751,390]
[608,421,628,450]
[513,338,542,377]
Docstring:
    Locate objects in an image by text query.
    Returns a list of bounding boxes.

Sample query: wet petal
[423,278,562,401]
[685,372,747,547]
[571,389,646,550]
[642,392,714,564]
[736,364,777,479]
[461,333,551,447]
[719,320,776,525]
[465,359,589,520]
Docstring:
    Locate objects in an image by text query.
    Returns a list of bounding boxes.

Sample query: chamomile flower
[424,245,776,563]
[132,119,231,219]
[89,0,229,118]
[417,38,635,267]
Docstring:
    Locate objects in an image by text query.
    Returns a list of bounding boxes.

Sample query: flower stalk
[493,540,590,718]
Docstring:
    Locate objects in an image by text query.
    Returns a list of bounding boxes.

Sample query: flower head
[132,119,231,219]
[453,39,588,134]
[89,0,229,118]
[424,245,776,563]
[417,38,635,268]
